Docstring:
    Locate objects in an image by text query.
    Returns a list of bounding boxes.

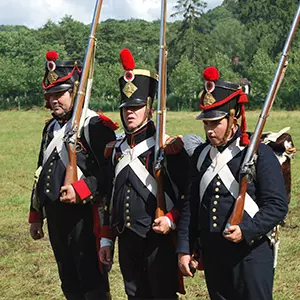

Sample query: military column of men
[28,42,288,300]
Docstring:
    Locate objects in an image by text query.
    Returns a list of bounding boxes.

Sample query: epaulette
[98,111,119,131]
[104,141,118,158]
[164,135,184,155]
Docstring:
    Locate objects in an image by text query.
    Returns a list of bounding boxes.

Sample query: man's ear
[147,107,154,119]
[149,107,154,119]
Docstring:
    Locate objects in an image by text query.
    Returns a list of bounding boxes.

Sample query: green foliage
[248,48,277,108]
[169,56,200,110]
[279,43,300,110]
[169,0,208,67]
[91,62,121,111]
[1,2,300,111]
[208,52,239,82]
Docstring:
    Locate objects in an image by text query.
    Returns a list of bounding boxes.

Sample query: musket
[64,0,103,188]
[154,0,168,218]
[225,3,300,228]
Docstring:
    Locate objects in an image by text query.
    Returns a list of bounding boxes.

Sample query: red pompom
[120,48,135,70]
[46,51,59,61]
[203,66,220,81]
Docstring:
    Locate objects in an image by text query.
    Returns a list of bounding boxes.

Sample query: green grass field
[0,110,299,299]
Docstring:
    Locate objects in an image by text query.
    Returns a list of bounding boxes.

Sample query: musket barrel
[71,0,103,128]
[154,0,168,218]
[64,0,103,187]
[242,3,300,169]
[154,0,167,165]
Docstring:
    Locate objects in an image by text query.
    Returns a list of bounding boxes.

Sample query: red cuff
[166,209,180,224]
[28,211,42,223]
[100,225,113,239]
[72,179,92,200]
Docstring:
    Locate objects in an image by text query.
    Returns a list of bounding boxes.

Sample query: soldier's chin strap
[123,97,153,134]
[124,119,151,136]
[52,109,73,124]
[219,108,236,146]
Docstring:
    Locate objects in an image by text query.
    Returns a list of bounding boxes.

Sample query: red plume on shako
[120,48,136,82]
[46,51,59,72]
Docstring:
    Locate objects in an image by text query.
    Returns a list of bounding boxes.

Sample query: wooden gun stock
[155,168,166,218]
[64,143,78,186]
[225,175,248,228]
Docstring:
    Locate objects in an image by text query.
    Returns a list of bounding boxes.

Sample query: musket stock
[154,0,168,218]
[227,3,300,226]
[225,174,248,228]
[64,0,103,188]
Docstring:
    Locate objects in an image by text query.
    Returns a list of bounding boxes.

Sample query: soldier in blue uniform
[28,51,117,300]
[177,66,288,300]
[99,48,190,299]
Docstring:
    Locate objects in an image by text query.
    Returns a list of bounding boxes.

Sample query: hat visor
[44,83,72,94]
[196,110,228,121]
[119,98,147,108]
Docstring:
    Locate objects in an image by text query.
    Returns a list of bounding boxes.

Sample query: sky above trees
[0,0,222,29]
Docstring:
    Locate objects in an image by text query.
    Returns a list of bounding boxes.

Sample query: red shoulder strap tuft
[98,111,119,131]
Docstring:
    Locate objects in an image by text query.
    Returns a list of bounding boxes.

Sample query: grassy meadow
[0,109,299,299]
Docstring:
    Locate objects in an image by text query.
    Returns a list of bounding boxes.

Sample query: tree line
[0,0,300,111]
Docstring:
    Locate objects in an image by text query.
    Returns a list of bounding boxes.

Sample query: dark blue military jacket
[29,112,116,222]
[177,130,288,254]
[103,121,190,238]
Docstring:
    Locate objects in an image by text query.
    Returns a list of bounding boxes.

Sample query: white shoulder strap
[197,137,259,218]
[199,138,244,202]
[115,137,155,178]
[43,120,68,165]
[129,158,174,211]
[82,109,99,147]
[42,113,100,180]
[218,165,259,218]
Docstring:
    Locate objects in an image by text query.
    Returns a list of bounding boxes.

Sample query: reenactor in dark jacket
[99,48,190,299]
[28,51,117,300]
[177,66,288,300]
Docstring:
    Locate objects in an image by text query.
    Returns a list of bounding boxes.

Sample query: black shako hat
[42,51,82,95]
[118,48,158,108]
[196,66,250,145]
